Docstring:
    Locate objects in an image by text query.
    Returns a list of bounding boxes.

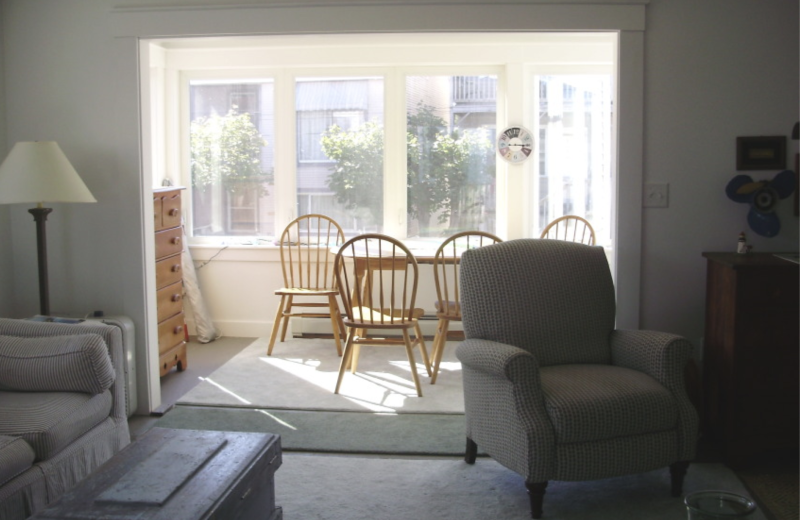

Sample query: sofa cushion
[0,435,35,486]
[540,364,678,444]
[0,333,115,394]
[0,390,113,461]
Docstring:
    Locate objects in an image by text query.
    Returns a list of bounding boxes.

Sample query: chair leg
[402,328,423,397]
[334,331,356,394]
[414,322,431,377]
[465,437,477,464]
[267,295,287,355]
[350,343,361,373]
[327,295,343,356]
[430,318,449,384]
[280,295,294,342]
[670,460,690,497]
[525,481,548,519]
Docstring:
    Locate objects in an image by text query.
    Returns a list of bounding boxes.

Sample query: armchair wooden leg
[465,437,477,464]
[670,460,690,497]
[525,481,548,519]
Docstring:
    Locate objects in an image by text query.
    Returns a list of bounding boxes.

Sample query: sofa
[0,318,131,520]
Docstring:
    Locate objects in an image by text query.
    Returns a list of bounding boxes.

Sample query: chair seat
[348,307,423,328]
[275,287,338,296]
[540,364,678,444]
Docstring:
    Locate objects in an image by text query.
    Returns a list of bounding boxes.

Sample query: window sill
[188,242,281,263]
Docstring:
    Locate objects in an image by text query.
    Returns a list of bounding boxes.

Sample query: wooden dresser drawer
[157,282,183,323]
[154,188,182,231]
[158,312,185,355]
[156,254,182,289]
[155,227,182,259]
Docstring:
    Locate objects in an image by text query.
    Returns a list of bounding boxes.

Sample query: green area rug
[156,405,470,455]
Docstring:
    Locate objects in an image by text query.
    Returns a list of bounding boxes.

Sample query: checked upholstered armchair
[455,239,699,519]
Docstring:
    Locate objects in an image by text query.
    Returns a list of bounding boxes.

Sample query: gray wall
[0,0,797,342]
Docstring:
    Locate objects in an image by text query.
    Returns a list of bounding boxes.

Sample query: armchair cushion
[540,364,678,443]
[0,435,35,486]
[0,334,115,395]
[0,391,113,461]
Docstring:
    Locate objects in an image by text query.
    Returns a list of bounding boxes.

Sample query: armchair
[455,239,698,518]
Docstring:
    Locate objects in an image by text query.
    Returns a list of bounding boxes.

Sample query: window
[406,76,497,237]
[188,80,275,237]
[531,74,613,246]
[296,77,384,234]
[156,33,616,246]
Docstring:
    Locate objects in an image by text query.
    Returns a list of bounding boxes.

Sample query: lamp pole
[29,205,52,316]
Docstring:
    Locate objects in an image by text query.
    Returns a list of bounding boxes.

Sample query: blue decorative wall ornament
[726,169,796,237]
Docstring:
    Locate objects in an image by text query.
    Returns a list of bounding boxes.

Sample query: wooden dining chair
[267,214,346,356]
[333,234,431,397]
[540,215,596,245]
[430,231,503,384]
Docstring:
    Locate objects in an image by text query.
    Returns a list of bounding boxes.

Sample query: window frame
[166,37,614,245]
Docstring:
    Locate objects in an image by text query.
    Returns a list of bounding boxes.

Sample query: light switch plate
[644,183,669,208]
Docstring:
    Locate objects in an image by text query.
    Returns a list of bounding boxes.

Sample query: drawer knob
[173,325,183,335]
[171,236,181,245]
[171,264,181,272]
[169,208,180,216]
[171,294,182,302]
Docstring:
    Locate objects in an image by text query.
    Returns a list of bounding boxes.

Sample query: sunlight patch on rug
[178,337,466,414]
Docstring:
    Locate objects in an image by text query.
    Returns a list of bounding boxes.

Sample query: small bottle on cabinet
[737,231,747,254]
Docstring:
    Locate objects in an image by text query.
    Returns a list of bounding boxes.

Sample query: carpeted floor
[275,456,768,520]
[146,336,797,520]
[177,337,465,413]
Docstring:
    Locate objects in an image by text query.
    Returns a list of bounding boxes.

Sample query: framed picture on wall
[736,136,787,170]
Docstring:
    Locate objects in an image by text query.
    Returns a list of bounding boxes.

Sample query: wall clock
[497,126,534,163]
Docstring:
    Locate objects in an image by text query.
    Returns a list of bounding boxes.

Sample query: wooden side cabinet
[701,252,799,468]
[154,187,187,376]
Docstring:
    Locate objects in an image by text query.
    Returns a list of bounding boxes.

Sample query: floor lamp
[0,142,96,316]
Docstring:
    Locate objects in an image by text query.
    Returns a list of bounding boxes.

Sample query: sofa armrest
[0,319,127,422]
[0,333,115,394]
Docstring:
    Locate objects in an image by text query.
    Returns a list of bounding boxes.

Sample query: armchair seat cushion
[0,390,113,461]
[541,364,678,443]
[0,435,35,486]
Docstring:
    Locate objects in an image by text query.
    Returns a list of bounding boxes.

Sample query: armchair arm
[456,339,541,383]
[456,338,555,483]
[609,329,693,394]
[610,329,699,460]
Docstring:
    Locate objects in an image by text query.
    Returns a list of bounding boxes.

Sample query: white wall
[641,0,798,339]
[0,0,796,412]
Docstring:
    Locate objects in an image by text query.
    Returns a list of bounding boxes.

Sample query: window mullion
[383,68,406,238]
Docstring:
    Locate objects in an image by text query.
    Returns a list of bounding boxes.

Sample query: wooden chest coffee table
[31,427,282,520]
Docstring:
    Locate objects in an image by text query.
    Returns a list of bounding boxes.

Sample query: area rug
[177,337,465,413]
[275,456,767,520]
[155,405,469,455]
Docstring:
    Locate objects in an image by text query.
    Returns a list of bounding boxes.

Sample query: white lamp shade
[0,141,96,205]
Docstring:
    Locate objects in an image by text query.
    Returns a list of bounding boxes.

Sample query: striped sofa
[0,318,131,520]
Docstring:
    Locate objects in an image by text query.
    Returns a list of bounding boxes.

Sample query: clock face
[497,126,534,163]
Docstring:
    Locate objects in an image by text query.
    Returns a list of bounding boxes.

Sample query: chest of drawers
[701,252,799,467]
[154,187,187,376]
